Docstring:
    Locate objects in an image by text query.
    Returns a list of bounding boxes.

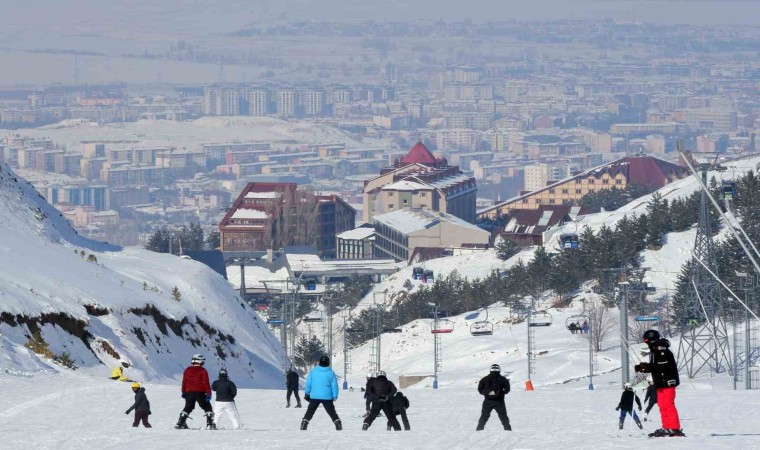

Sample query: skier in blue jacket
[300,355,342,431]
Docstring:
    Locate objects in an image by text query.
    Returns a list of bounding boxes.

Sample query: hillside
[0,162,286,388]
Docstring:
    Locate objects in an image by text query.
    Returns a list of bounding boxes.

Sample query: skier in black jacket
[212,368,241,429]
[616,383,643,430]
[363,372,376,416]
[643,379,657,421]
[362,371,402,431]
[635,329,684,437]
[386,391,411,431]
[476,364,511,431]
[125,382,151,428]
[286,368,302,408]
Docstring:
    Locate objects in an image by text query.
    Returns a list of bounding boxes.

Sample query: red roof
[400,142,437,165]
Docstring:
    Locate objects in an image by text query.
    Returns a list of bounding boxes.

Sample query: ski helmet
[191,354,205,365]
[624,382,632,389]
[642,329,661,344]
[366,372,373,378]
[490,364,501,373]
[131,382,141,390]
[376,370,387,377]
[319,355,330,367]
[219,368,228,377]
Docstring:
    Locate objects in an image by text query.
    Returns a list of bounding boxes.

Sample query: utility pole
[527,296,535,382]
[432,303,441,389]
[342,307,350,390]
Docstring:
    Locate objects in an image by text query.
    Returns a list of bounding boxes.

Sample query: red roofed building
[362,142,477,223]
[478,155,688,219]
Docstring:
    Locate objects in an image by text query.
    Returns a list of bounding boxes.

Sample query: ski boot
[334,419,343,431]
[643,413,648,422]
[295,402,302,408]
[668,429,685,437]
[362,422,370,431]
[300,419,309,430]
[286,402,291,408]
[619,419,625,430]
[205,412,217,430]
[635,419,643,430]
[504,424,512,431]
[648,428,668,437]
[175,411,189,429]
[476,424,485,431]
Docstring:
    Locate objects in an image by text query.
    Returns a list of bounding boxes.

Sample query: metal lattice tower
[677,163,731,378]
[368,303,382,374]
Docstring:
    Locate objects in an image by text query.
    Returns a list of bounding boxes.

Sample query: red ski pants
[657,387,680,429]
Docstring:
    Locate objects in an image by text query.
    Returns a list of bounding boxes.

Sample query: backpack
[485,376,503,400]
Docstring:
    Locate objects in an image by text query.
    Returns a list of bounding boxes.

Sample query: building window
[522,198,528,204]
[575,179,582,184]
[389,204,394,209]
[388,192,394,197]
[575,189,581,194]
[615,179,623,185]
[549,199,555,204]
[421,192,426,198]
[561,189,568,194]
[602,179,609,184]
[403,199,408,205]
[549,189,555,194]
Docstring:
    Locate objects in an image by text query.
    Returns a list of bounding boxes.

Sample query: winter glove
[304,394,310,402]
[615,407,619,411]
[205,395,212,403]
[638,407,642,411]
[125,410,130,415]
[181,393,187,399]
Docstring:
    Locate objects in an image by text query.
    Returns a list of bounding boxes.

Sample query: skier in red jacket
[176,354,216,429]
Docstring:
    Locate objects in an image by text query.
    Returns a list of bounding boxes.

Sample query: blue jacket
[304,366,339,401]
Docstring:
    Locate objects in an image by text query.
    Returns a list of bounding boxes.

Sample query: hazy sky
[2,0,759,28]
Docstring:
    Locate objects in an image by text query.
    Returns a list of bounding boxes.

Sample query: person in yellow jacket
[110,361,130,381]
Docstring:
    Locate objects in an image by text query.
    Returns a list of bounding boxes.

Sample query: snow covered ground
[0,349,756,449]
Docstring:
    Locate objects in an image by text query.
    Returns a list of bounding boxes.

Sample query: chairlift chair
[303,310,323,323]
[565,315,589,328]
[302,277,317,291]
[267,317,285,325]
[529,312,553,327]
[412,267,424,280]
[431,319,454,334]
[470,321,494,336]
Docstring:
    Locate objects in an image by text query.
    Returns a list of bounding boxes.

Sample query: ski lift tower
[368,291,386,375]
[677,156,732,378]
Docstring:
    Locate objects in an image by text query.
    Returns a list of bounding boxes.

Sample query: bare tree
[588,300,614,352]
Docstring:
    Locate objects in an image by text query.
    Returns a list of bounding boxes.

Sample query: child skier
[387,391,411,431]
[212,368,241,430]
[635,329,685,437]
[615,383,643,430]
[286,367,302,408]
[125,382,151,428]
[176,354,215,430]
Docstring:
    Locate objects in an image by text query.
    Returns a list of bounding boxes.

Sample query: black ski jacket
[390,392,410,413]
[639,338,680,388]
[286,370,299,389]
[212,377,237,402]
[617,390,642,411]
[367,376,397,401]
[126,388,151,413]
[478,373,510,402]
[364,377,377,399]
[644,385,657,404]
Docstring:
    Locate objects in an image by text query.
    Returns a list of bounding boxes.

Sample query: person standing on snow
[125,382,151,428]
[300,355,343,431]
[363,370,402,431]
[476,364,512,431]
[643,379,657,421]
[212,368,241,430]
[616,383,643,430]
[286,367,302,408]
[176,354,215,430]
[363,372,376,417]
[387,391,411,431]
[635,329,685,437]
